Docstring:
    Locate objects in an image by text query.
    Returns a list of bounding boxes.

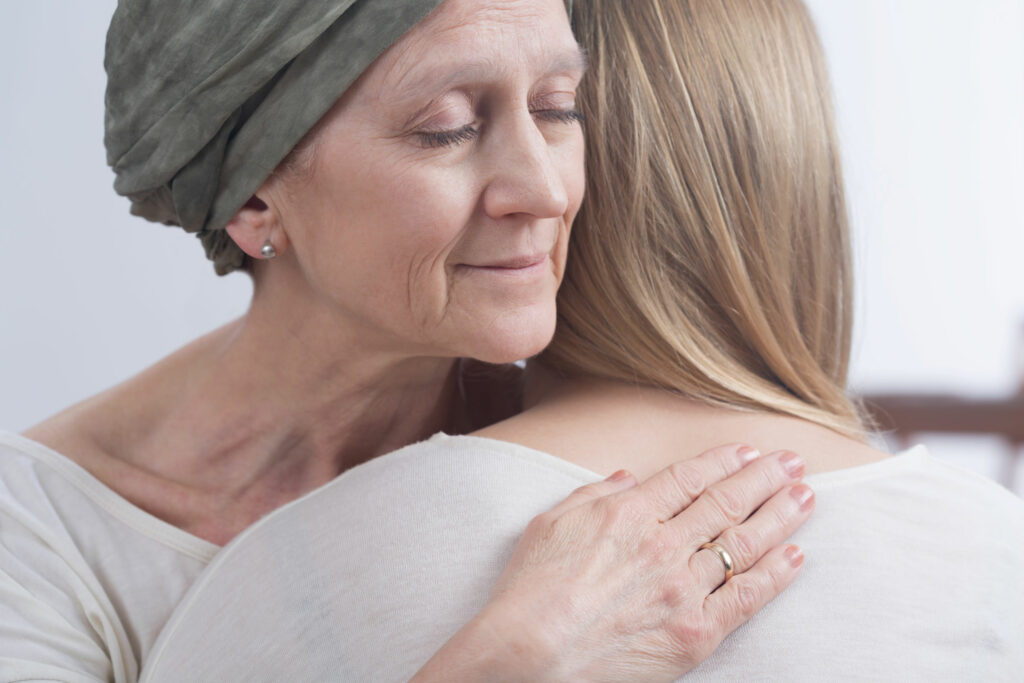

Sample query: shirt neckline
[0,431,221,561]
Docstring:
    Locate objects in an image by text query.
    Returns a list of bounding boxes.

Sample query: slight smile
[457,254,549,276]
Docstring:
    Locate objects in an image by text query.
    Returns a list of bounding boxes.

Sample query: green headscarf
[105,0,573,275]
[104,0,442,274]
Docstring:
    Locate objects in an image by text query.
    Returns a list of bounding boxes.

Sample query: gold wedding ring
[699,542,735,582]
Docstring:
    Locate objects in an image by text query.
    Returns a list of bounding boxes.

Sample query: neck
[143,320,457,489]
[28,276,504,545]
[479,363,885,480]
[86,289,466,543]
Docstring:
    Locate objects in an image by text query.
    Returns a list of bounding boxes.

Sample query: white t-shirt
[0,432,220,683]
[140,433,1024,682]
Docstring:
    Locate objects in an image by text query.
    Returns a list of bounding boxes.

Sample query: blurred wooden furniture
[863,392,1024,446]
[860,325,1024,489]
[862,391,1023,490]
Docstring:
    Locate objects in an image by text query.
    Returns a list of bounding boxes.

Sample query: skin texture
[228,0,587,364]
[27,0,586,545]
[479,368,888,481]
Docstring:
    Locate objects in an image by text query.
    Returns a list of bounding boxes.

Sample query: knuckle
[721,527,758,567]
[597,495,639,528]
[659,579,688,608]
[530,509,556,528]
[526,510,556,535]
[638,530,677,566]
[668,462,707,501]
[695,446,728,469]
[731,577,761,621]
[706,485,746,524]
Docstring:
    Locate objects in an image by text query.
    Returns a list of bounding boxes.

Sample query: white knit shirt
[136,433,1024,682]
[0,432,219,683]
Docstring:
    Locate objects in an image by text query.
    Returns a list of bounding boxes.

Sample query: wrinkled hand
[414,444,813,682]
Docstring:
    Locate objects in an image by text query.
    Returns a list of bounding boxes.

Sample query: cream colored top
[140,434,1024,682]
[0,432,219,683]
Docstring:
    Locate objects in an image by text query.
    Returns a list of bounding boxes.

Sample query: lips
[464,254,548,270]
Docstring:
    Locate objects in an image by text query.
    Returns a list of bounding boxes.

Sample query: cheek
[562,135,587,217]
[552,136,586,276]
[311,146,446,251]
[378,168,477,286]
[319,160,479,329]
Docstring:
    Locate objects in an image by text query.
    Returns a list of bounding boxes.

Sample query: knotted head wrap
[104,0,444,275]
[105,0,573,275]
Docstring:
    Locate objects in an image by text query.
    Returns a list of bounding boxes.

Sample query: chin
[464,304,557,364]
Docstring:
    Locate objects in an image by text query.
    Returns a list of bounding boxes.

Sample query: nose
[482,113,571,221]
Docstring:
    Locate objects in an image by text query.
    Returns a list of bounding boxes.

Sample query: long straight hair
[541,0,867,437]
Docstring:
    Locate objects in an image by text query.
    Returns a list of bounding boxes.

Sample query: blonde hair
[541,0,867,437]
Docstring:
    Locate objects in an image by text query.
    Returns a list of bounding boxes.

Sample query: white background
[1,1,1022,492]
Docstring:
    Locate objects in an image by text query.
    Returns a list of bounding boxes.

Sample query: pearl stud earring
[260,240,277,259]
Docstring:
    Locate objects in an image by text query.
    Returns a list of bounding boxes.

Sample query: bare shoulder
[474,384,890,481]
[21,320,236,467]
[473,405,615,472]
[472,396,682,480]
[21,338,206,472]
[774,427,889,476]
[22,391,119,467]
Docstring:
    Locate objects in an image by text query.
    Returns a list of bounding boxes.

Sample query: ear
[224,194,290,260]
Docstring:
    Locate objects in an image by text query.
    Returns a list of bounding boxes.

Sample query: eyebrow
[549,43,590,76]
[394,42,589,107]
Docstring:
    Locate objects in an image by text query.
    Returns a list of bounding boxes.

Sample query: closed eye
[416,124,479,148]
[533,108,585,125]
[415,108,582,149]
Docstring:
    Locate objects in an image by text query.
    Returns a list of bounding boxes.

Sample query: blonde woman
[134,0,1023,680]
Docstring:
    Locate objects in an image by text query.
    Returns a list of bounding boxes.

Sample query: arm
[0,517,121,683]
[412,444,811,682]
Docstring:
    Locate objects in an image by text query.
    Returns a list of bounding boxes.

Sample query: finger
[673,450,805,552]
[629,443,761,522]
[702,543,805,637]
[691,483,815,592]
[542,469,639,519]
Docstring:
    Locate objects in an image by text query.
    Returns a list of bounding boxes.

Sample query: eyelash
[417,108,585,148]
[419,125,479,148]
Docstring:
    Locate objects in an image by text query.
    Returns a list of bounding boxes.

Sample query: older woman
[132,0,1024,680]
[0,0,812,681]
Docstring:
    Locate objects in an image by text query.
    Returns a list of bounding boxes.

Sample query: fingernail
[779,451,805,478]
[606,469,632,482]
[784,545,804,568]
[790,483,814,510]
[737,445,760,463]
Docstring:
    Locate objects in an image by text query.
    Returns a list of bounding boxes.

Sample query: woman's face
[264,0,586,364]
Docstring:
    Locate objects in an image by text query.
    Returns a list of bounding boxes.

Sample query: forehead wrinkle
[378,0,582,99]
[430,0,558,37]
[389,41,589,112]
